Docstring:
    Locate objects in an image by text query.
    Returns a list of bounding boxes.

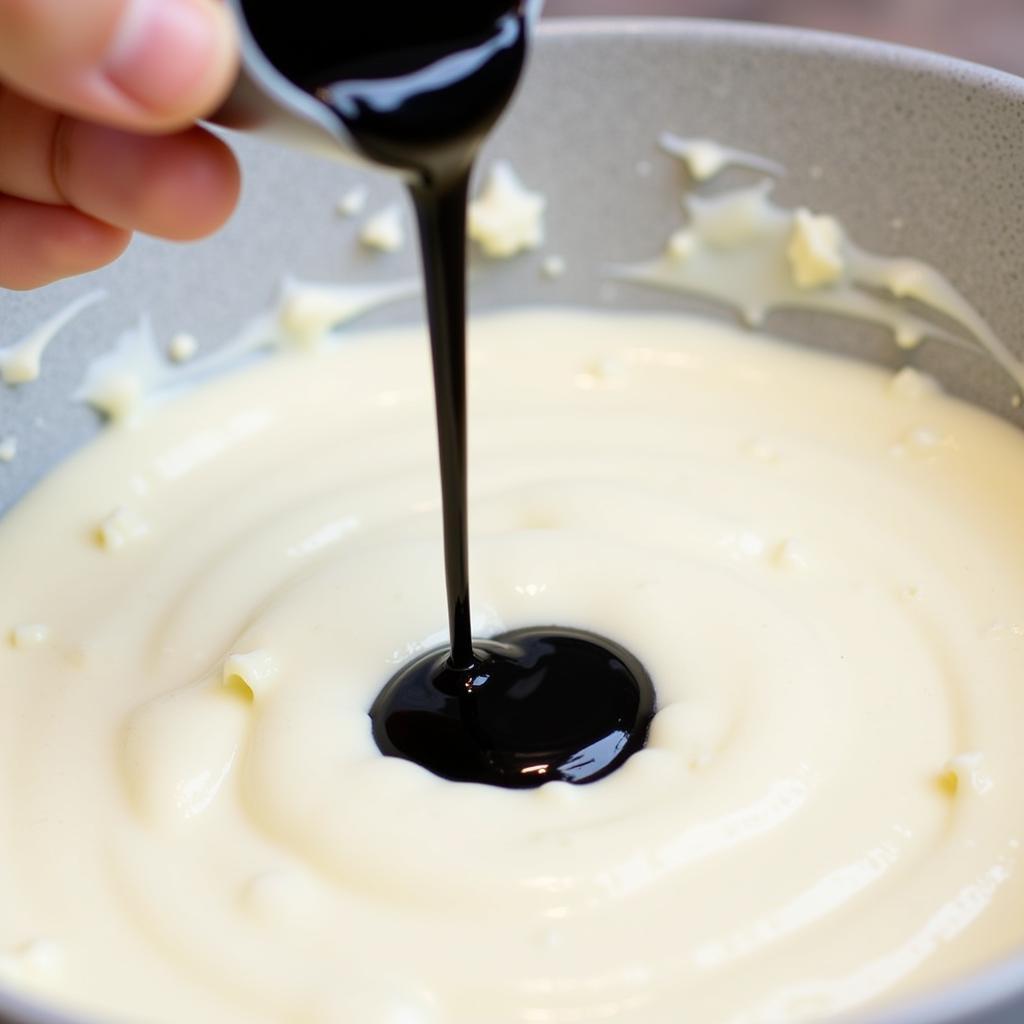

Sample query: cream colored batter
[1,308,1023,1024]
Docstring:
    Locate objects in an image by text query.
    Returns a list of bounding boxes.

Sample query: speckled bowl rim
[1,16,1023,1024]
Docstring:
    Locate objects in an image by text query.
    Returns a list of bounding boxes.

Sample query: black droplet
[371,627,656,788]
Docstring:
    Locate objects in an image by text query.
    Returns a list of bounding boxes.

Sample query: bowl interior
[1,18,1024,1024]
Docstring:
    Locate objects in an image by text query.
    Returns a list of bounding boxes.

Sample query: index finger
[0,0,238,132]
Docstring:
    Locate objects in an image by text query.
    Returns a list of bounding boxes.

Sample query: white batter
[1,309,1023,1024]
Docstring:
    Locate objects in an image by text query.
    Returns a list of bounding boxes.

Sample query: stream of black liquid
[239,2,656,787]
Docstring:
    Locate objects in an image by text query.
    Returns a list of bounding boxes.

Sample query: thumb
[0,0,238,132]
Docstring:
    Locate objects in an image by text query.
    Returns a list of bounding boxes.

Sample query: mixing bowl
[1,18,1022,1024]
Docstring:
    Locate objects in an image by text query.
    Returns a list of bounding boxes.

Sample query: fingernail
[105,0,230,116]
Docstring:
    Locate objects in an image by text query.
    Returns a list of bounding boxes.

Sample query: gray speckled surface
[1,18,1023,1024]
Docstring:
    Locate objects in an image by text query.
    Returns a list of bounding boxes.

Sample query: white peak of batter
[541,254,567,279]
[223,649,279,700]
[336,183,370,218]
[787,208,845,288]
[0,290,104,385]
[660,132,785,182]
[359,203,406,253]
[276,277,419,348]
[75,316,164,423]
[95,505,150,551]
[168,332,199,364]
[468,160,545,258]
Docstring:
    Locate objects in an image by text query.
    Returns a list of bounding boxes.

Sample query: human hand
[0,0,240,290]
